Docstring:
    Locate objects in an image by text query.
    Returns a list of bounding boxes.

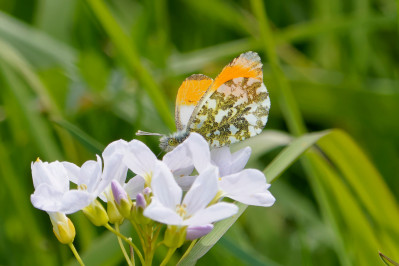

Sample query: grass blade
[53,119,104,155]
[84,0,175,130]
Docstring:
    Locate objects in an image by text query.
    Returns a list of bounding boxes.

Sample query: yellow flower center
[78,184,88,190]
[176,203,188,218]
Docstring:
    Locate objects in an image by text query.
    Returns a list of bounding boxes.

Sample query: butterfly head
[159,131,190,152]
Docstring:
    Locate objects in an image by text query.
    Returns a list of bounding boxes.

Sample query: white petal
[99,153,128,195]
[32,161,69,192]
[103,139,128,159]
[183,202,238,226]
[163,140,194,176]
[210,147,231,176]
[175,175,197,191]
[102,139,129,185]
[144,197,183,225]
[183,166,218,216]
[219,169,275,206]
[123,140,158,176]
[79,155,102,193]
[230,191,276,207]
[62,162,80,184]
[61,190,93,214]
[230,146,251,174]
[124,176,145,199]
[186,133,212,173]
[151,161,182,210]
[31,184,64,212]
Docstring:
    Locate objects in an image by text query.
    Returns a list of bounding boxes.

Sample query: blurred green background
[0,0,398,265]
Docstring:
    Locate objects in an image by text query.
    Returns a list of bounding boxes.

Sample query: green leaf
[178,130,331,265]
[178,128,399,265]
[84,0,175,130]
[265,130,331,183]
[0,10,76,68]
[53,119,104,155]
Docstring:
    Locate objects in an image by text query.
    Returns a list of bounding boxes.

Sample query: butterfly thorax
[159,131,190,152]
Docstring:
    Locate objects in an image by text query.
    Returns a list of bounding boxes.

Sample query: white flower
[218,169,275,207]
[164,133,275,207]
[211,146,275,207]
[62,155,105,200]
[210,146,251,176]
[143,162,238,226]
[62,140,144,203]
[101,140,145,201]
[30,160,92,214]
[123,139,158,187]
[162,133,213,190]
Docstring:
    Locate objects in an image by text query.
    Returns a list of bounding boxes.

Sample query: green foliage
[0,0,398,265]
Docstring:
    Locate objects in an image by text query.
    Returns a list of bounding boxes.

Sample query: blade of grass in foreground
[178,129,399,265]
[307,151,381,265]
[177,130,331,265]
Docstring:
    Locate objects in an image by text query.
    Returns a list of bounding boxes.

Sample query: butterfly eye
[168,139,175,146]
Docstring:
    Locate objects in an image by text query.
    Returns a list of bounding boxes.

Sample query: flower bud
[136,193,146,209]
[143,187,151,195]
[131,193,151,224]
[107,199,124,224]
[111,180,132,218]
[164,225,187,248]
[83,200,109,226]
[48,212,76,244]
[186,224,213,240]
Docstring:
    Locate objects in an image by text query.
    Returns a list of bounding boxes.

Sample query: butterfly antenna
[136,130,163,136]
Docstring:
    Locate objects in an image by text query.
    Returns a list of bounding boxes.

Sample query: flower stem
[115,223,134,266]
[129,219,146,250]
[104,223,145,265]
[160,247,177,266]
[180,240,197,262]
[68,242,85,266]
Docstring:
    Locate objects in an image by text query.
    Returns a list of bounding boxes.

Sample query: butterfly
[138,51,270,152]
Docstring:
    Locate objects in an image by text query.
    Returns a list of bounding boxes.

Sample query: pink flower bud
[186,224,213,240]
[111,180,127,205]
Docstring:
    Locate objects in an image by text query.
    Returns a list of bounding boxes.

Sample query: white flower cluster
[31,133,275,244]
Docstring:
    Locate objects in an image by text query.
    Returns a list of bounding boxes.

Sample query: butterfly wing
[175,74,213,131]
[188,51,270,147]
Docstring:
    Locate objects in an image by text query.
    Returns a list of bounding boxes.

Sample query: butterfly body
[159,51,270,151]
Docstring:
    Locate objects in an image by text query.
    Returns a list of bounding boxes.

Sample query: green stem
[129,220,146,250]
[68,243,84,266]
[180,240,197,262]
[104,223,145,265]
[144,224,154,266]
[160,247,177,266]
[115,224,134,266]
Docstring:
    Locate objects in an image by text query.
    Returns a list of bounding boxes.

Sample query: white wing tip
[240,51,261,62]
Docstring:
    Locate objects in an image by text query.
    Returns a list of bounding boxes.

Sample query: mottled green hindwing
[189,77,270,147]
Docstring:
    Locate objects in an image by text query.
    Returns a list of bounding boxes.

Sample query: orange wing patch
[176,74,213,106]
[175,74,213,131]
[211,51,262,92]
